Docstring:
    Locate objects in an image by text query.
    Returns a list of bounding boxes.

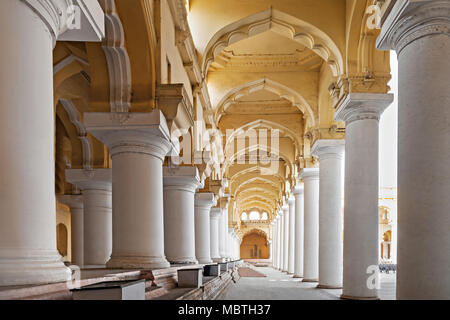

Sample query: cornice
[21,0,73,45]
[334,93,394,124]
[65,168,112,191]
[311,139,345,160]
[377,0,450,54]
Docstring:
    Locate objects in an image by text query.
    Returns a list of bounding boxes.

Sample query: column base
[340,294,380,300]
[212,257,225,263]
[302,278,318,283]
[0,249,72,287]
[167,257,199,265]
[197,258,213,264]
[293,274,303,279]
[316,284,342,289]
[107,256,170,270]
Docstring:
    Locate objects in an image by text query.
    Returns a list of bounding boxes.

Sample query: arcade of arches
[0,0,449,300]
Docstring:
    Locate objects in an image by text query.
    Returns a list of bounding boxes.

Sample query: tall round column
[66,169,113,266]
[282,205,289,272]
[163,167,201,264]
[0,0,74,286]
[57,195,84,267]
[293,185,304,278]
[271,221,277,267]
[301,168,320,282]
[288,198,295,274]
[335,94,392,299]
[276,214,282,269]
[377,0,450,299]
[193,193,215,264]
[218,206,226,260]
[210,207,222,262]
[85,111,173,269]
[312,140,345,289]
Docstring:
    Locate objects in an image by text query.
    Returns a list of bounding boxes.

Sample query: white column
[0,0,79,286]
[377,0,450,300]
[163,167,201,264]
[66,169,112,266]
[279,211,284,270]
[218,206,227,260]
[276,214,282,270]
[57,195,84,266]
[288,197,295,274]
[194,193,216,264]
[282,204,289,272]
[271,221,276,267]
[85,111,172,269]
[335,94,392,299]
[228,228,234,260]
[293,184,304,278]
[210,207,222,262]
[301,168,320,282]
[312,140,345,289]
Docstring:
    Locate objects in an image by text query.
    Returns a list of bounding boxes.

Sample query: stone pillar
[335,94,392,299]
[228,228,234,260]
[0,0,80,286]
[312,140,345,289]
[301,168,320,282]
[218,207,227,260]
[163,166,202,264]
[282,204,289,272]
[271,221,277,267]
[194,193,216,264]
[288,197,295,274]
[66,169,112,266]
[293,184,304,278]
[210,207,222,262]
[57,195,84,266]
[279,211,284,270]
[377,0,450,300]
[276,214,282,270]
[84,111,172,269]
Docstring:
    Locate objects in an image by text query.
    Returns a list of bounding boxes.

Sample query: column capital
[195,192,216,209]
[210,207,222,219]
[21,0,105,46]
[335,93,394,124]
[66,168,112,191]
[288,197,295,205]
[282,204,289,212]
[57,194,83,209]
[163,166,202,193]
[377,0,450,54]
[84,111,175,161]
[293,184,304,196]
[300,168,320,181]
[311,139,345,160]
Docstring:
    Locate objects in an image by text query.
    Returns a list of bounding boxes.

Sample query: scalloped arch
[202,8,344,78]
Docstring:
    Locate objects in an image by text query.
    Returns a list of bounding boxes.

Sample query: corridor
[221,267,396,300]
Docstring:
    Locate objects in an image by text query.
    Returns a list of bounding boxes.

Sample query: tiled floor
[220,267,396,300]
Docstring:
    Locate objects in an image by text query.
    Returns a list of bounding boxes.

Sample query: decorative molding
[53,54,89,75]
[84,110,176,161]
[156,84,194,137]
[334,93,394,125]
[21,0,74,45]
[59,99,93,170]
[65,168,112,191]
[202,8,343,77]
[377,0,450,53]
[311,139,345,160]
[99,0,132,113]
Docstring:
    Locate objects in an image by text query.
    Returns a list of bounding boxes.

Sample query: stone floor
[220,267,396,300]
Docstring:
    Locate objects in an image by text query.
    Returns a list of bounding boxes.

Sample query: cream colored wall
[160,0,194,101]
[56,202,72,262]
